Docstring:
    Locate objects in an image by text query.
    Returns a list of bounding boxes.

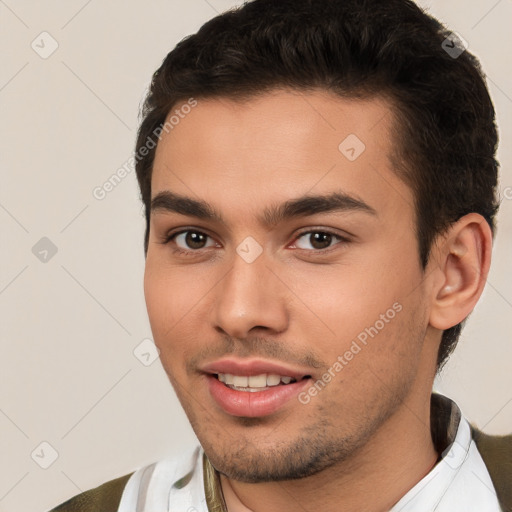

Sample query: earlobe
[429,214,492,330]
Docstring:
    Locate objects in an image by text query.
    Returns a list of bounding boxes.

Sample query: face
[144,89,434,482]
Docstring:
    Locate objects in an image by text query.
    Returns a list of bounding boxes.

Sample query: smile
[217,373,297,391]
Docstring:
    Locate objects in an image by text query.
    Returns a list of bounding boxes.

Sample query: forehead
[151,89,413,226]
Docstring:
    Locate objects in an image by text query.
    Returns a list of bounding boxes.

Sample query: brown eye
[310,232,333,250]
[183,231,208,249]
[166,230,216,252]
[294,231,343,251]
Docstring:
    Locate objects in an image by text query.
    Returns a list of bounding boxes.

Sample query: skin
[144,89,492,512]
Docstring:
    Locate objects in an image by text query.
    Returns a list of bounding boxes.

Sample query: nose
[211,251,289,340]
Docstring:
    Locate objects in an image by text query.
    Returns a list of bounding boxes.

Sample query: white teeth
[266,374,281,386]
[248,375,267,388]
[216,373,297,390]
[232,375,249,387]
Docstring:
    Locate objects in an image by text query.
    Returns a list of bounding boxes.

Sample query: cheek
[292,267,402,340]
[144,249,205,320]
[143,256,220,380]
[144,264,168,331]
[303,261,425,372]
[144,270,190,386]
[318,301,426,414]
[143,260,190,352]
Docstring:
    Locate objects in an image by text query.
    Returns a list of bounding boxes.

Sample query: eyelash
[159,228,350,257]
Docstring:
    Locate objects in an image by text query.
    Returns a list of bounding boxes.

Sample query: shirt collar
[430,392,461,455]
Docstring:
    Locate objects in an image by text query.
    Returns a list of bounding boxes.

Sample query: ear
[429,213,493,331]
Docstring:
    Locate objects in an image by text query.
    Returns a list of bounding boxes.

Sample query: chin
[200,429,363,483]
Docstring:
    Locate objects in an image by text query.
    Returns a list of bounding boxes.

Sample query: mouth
[215,372,310,392]
[201,359,314,417]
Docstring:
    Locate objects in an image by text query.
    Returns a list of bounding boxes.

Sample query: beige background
[0,1,511,510]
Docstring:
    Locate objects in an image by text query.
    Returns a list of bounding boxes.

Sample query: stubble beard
[184,385,407,484]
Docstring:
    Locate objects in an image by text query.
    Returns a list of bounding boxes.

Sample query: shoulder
[472,426,512,468]
[47,446,205,512]
[471,425,512,511]
[47,472,134,512]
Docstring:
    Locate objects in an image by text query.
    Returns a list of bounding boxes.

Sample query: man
[48,0,511,510]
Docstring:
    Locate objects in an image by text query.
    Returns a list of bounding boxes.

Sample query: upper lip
[201,358,311,380]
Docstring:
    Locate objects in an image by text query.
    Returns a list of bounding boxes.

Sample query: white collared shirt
[118,396,502,512]
[390,411,501,511]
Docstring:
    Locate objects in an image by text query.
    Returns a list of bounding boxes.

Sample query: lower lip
[206,374,311,417]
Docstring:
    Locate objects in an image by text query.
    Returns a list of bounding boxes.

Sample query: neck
[219,391,438,512]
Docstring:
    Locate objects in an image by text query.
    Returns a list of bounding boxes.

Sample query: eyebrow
[150,190,377,227]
